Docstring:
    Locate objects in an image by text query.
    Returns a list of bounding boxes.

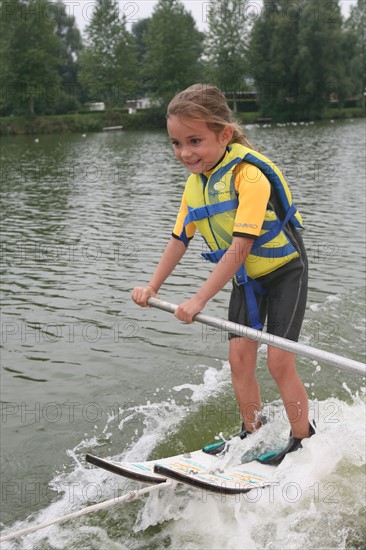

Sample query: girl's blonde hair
[167,84,253,149]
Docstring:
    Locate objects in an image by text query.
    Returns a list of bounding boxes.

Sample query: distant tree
[1,0,61,115]
[0,0,17,113]
[131,18,150,95]
[247,3,274,114]
[132,18,150,64]
[53,0,82,111]
[343,0,365,103]
[249,0,346,120]
[79,0,138,106]
[142,0,204,104]
[205,0,251,112]
[296,0,346,116]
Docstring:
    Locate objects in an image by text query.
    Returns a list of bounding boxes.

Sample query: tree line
[0,0,364,121]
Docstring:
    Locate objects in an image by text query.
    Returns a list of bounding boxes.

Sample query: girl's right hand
[131,285,157,307]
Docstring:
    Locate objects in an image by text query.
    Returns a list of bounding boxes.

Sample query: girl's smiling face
[167,115,233,174]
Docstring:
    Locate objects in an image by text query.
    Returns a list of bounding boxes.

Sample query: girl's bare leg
[229,339,310,438]
[267,346,310,438]
[229,337,262,431]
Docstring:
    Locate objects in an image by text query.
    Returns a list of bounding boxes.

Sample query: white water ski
[86,449,276,495]
[86,453,167,484]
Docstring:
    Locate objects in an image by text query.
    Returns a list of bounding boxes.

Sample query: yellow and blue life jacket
[179,143,303,329]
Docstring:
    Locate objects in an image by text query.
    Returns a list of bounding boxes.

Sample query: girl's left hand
[174,296,206,323]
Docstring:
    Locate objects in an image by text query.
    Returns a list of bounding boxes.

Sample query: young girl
[132,84,314,465]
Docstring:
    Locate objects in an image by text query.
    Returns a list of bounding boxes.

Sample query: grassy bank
[1,107,364,136]
[237,106,365,125]
[0,109,167,136]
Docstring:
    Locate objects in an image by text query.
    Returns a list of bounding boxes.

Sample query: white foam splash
[173,363,231,403]
[134,394,366,550]
[2,364,365,550]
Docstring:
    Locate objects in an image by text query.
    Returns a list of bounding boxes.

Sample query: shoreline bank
[1,107,364,136]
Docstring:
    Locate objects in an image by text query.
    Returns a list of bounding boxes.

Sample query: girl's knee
[267,348,296,382]
[268,363,288,383]
[229,339,258,375]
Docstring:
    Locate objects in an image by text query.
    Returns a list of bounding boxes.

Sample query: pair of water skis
[86,444,280,495]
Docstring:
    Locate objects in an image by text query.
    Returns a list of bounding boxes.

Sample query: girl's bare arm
[131,237,187,306]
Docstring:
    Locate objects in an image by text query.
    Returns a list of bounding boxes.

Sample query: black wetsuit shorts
[228,228,308,342]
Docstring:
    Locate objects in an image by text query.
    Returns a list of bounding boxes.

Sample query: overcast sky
[68,0,357,34]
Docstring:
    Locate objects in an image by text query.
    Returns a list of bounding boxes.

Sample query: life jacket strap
[182,199,238,227]
[253,204,297,249]
[234,264,267,330]
[201,249,266,330]
[201,249,226,262]
[179,228,190,247]
[244,152,302,229]
[252,243,297,258]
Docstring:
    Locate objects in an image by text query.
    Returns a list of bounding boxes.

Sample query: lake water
[1,119,365,549]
